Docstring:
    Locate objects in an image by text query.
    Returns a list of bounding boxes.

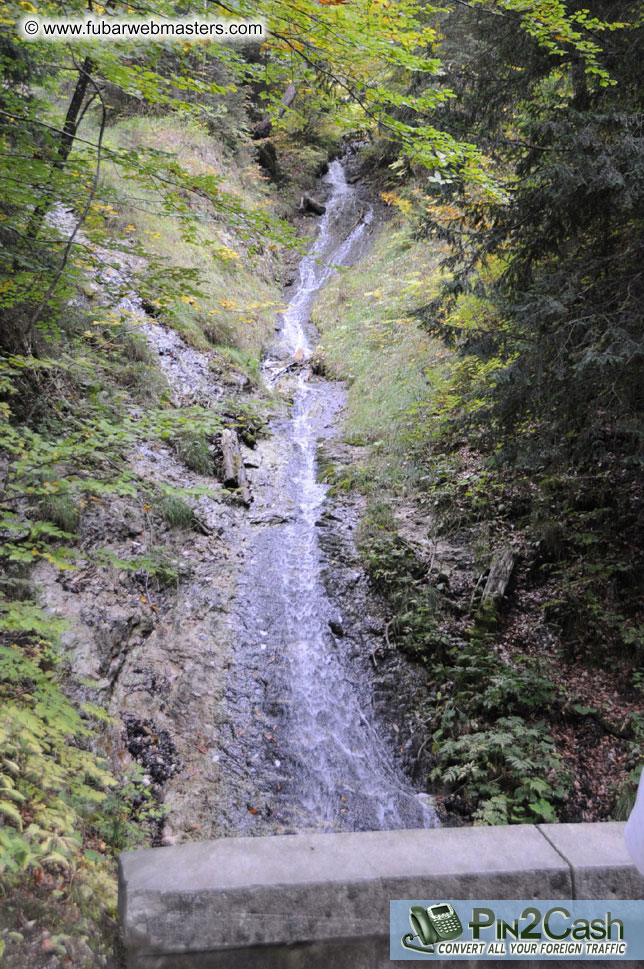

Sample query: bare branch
[23,69,108,346]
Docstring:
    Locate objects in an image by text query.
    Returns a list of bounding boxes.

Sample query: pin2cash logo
[402,902,464,953]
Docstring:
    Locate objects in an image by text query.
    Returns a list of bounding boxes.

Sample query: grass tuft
[161,496,195,530]
[37,493,79,534]
[171,430,212,475]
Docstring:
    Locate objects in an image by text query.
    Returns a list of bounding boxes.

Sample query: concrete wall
[119,822,644,969]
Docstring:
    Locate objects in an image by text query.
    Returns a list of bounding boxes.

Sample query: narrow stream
[221,158,438,834]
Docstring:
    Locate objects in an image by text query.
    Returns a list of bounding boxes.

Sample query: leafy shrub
[0,626,114,879]
[358,501,442,660]
[432,717,569,825]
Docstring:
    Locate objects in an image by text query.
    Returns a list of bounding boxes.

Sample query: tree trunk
[571,59,590,112]
[252,82,297,139]
[26,56,94,240]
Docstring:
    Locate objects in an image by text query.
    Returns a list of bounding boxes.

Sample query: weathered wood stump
[220,428,252,506]
[481,547,516,604]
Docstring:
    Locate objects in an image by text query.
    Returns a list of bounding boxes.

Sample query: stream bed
[217,157,437,834]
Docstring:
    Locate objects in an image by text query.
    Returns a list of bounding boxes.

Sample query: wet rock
[122,713,180,785]
[80,497,146,544]
[308,349,327,375]
[250,513,292,526]
[298,195,327,216]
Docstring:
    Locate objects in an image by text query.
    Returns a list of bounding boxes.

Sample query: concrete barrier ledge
[119,822,644,969]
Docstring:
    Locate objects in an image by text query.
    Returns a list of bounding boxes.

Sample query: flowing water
[221,159,438,834]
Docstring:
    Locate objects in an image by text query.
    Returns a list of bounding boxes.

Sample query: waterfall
[223,158,438,833]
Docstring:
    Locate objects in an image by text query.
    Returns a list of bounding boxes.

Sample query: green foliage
[0,0,629,356]
[358,498,570,824]
[413,2,644,530]
[88,769,165,853]
[97,116,285,359]
[171,429,213,475]
[161,495,196,530]
[372,1,644,670]
[0,342,195,959]
[433,716,568,825]
[100,547,186,589]
[614,766,642,822]
[113,358,171,404]
[0,233,229,964]
[0,0,639,939]
[447,636,559,719]
[0,635,115,877]
[613,674,644,818]
[250,0,618,190]
[214,346,262,387]
[319,460,375,496]
[358,502,442,661]
[428,635,568,823]
[312,225,450,481]
[35,492,80,535]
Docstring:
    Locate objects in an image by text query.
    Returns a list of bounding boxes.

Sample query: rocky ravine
[35,156,436,844]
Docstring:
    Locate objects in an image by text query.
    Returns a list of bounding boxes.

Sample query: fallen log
[220,428,252,506]
[278,82,297,115]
